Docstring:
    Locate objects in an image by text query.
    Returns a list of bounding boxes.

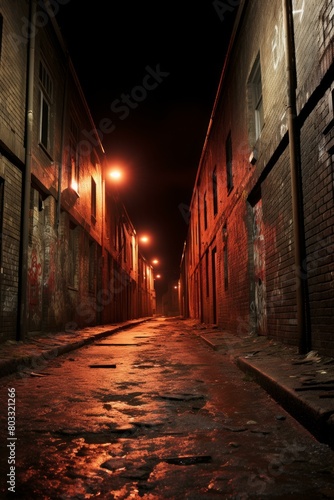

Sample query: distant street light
[140,235,149,244]
[152,259,159,265]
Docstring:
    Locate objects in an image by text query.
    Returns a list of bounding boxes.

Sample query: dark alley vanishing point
[1,317,334,499]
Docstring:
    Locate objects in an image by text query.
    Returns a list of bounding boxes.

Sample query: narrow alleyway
[1,317,334,499]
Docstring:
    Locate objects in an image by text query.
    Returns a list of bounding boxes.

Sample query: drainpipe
[283,0,310,354]
[197,189,203,323]
[57,56,69,229]
[17,0,36,340]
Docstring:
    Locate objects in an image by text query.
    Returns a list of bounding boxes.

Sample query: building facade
[180,0,334,356]
[0,0,155,342]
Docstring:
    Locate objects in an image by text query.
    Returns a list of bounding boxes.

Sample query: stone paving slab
[1,316,334,448]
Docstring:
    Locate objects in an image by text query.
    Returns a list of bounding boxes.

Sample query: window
[212,166,218,215]
[91,177,96,223]
[248,54,264,142]
[226,132,233,192]
[38,61,53,151]
[223,224,228,290]
[205,250,209,297]
[203,192,208,230]
[69,117,80,193]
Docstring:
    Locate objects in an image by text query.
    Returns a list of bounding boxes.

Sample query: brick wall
[0,157,22,339]
[0,1,27,340]
[182,0,334,356]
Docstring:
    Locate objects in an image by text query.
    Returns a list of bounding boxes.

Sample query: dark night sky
[55,1,238,285]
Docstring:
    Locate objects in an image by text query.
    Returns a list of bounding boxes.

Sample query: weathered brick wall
[297,0,334,353]
[0,157,22,339]
[183,0,334,355]
[262,151,297,346]
[302,94,334,353]
[0,1,27,157]
[0,1,27,340]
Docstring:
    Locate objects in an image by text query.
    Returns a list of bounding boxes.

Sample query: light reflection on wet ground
[0,317,333,499]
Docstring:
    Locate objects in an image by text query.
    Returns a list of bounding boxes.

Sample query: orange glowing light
[109,169,122,181]
[140,235,149,243]
[152,259,159,265]
[71,179,78,192]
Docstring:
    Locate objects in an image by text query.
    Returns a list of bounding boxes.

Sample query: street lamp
[109,168,123,182]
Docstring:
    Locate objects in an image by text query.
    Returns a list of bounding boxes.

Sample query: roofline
[44,0,105,156]
[189,0,247,209]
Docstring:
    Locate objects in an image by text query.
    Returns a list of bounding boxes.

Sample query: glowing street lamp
[139,235,150,244]
[152,259,159,265]
[109,168,123,182]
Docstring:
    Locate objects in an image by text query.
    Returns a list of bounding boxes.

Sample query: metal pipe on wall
[17,0,36,340]
[283,0,310,354]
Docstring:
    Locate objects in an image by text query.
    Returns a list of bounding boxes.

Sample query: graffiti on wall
[253,199,267,335]
[28,248,42,306]
[271,0,305,71]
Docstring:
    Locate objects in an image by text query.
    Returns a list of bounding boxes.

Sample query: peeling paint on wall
[253,199,267,335]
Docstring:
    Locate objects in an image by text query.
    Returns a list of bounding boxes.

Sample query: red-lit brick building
[0,1,155,342]
[180,0,334,356]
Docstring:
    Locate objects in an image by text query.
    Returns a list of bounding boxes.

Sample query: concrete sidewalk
[190,320,334,450]
[0,316,333,449]
[0,317,153,379]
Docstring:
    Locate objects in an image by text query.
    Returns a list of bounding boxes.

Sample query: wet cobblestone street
[1,317,334,499]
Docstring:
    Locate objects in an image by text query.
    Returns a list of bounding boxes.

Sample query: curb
[198,335,220,351]
[236,356,334,449]
[0,318,152,379]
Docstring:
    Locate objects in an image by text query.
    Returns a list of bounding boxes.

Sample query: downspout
[57,55,69,229]
[283,0,310,354]
[18,0,36,340]
[197,189,203,323]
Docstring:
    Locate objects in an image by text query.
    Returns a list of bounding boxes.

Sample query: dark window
[248,54,264,142]
[91,177,96,223]
[69,117,80,193]
[226,132,233,192]
[38,61,53,151]
[212,166,218,215]
[205,250,209,297]
[204,192,208,229]
[223,224,228,290]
